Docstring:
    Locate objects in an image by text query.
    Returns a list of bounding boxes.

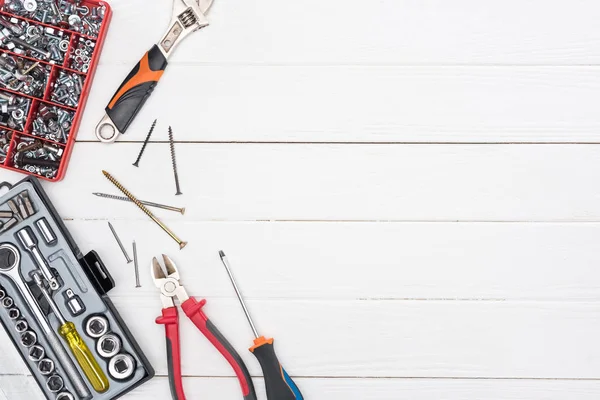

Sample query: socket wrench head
[85,315,108,338]
[14,319,28,333]
[28,345,45,362]
[46,374,64,392]
[1,296,13,308]
[56,392,74,400]
[8,307,20,320]
[0,288,5,300]
[38,358,55,375]
[97,333,121,358]
[20,330,36,347]
[108,353,135,381]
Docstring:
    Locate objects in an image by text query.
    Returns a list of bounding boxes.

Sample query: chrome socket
[7,307,20,320]
[1,296,14,308]
[28,344,45,362]
[20,330,36,347]
[46,374,64,393]
[14,319,28,333]
[37,358,55,375]
[55,392,74,400]
[97,333,121,359]
[108,353,135,381]
[85,315,108,338]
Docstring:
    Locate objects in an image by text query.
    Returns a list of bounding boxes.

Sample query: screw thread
[133,119,157,166]
[102,171,187,249]
[102,171,154,220]
[168,126,182,195]
[94,193,125,201]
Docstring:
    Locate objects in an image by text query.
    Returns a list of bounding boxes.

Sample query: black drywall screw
[168,126,182,195]
[132,119,157,167]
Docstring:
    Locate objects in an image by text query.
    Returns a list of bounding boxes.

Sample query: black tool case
[0,176,154,400]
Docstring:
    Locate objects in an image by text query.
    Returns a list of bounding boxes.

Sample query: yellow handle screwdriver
[33,272,110,393]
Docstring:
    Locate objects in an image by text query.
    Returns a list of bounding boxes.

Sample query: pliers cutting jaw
[152,254,189,308]
[151,255,257,400]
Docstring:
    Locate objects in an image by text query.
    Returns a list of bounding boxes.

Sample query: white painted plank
[8,143,600,222]
[3,375,600,400]
[100,0,600,66]
[80,66,600,143]
[37,220,600,301]
[2,299,599,378]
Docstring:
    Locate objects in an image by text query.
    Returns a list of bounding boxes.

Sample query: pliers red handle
[153,255,257,400]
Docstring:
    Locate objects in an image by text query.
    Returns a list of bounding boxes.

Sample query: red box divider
[0,0,112,181]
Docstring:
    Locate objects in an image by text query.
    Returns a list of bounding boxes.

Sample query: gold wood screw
[102,170,187,249]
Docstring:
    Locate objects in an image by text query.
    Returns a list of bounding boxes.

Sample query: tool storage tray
[0,0,111,181]
[0,176,154,400]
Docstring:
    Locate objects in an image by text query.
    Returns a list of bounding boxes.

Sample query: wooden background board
[1,0,600,399]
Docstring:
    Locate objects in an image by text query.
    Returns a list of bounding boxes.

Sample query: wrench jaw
[158,0,210,58]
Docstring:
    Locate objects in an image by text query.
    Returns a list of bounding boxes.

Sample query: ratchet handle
[106,45,167,133]
[156,307,185,400]
[59,322,109,393]
[182,298,258,400]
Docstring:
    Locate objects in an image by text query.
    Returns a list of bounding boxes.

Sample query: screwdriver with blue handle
[219,251,304,400]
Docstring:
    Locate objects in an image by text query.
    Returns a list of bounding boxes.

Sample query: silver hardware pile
[3,0,106,37]
[0,16,70,63]
[0,53,51,98]
[32,103,74,143]
[0,92,30,131]
[68,36,94,73]
[51,70,84,107]
[0,128,11,163]
[11,135,63,179]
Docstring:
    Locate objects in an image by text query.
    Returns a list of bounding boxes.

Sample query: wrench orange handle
[106,45,167,133]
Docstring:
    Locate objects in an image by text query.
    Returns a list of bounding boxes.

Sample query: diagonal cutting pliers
[95,0,214,143]
[152,255,257,400]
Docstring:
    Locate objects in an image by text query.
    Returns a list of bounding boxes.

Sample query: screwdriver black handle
[250,337,303,400]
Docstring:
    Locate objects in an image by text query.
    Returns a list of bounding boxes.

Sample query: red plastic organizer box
[0,0,111,181]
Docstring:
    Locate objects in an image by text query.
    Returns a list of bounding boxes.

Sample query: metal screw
[103,171,188,249]
[132,119,156,167]
[107,222,132,263]
[133,241,141,288]
[168,126,182,195]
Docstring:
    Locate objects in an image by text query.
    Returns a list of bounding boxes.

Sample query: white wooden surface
[2,0,600,398]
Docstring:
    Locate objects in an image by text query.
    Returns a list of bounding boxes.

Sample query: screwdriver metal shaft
[219,251,259,338]
[219,251,304,400]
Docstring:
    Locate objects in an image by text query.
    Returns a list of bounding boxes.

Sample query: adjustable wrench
[95,0,214,143]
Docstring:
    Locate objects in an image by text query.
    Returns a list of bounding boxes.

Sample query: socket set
[0,0,112,181]
[0,176,154,400]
